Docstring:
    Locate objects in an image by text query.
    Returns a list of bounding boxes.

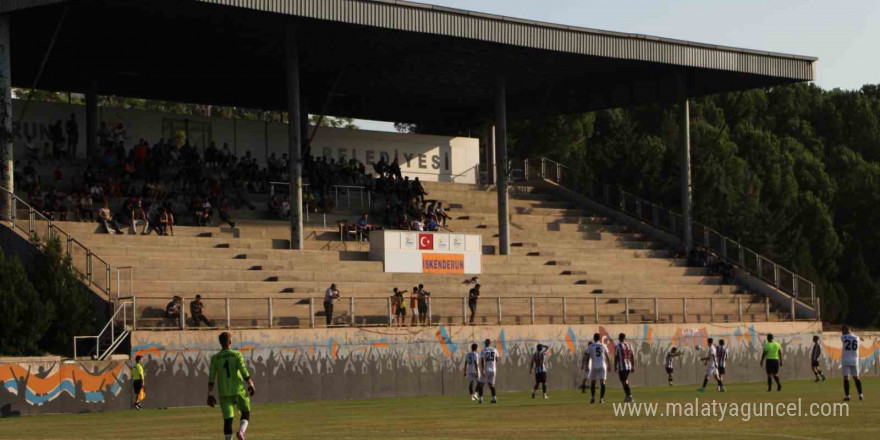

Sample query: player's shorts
[589,368,607,381]
[718,367,726,376]
[765,359,780,375]
[705,364,717,378]
[842,363,860,377]
[132,379,143,395]
[811,360,820,368]
[480,370,496,386]
[467,372,478,383]
[535,372,547,383]
[219,393,251,419]
[396,307,407,316]
[665,367,674,375]
[618,370,631,383]
[417,301,428,315]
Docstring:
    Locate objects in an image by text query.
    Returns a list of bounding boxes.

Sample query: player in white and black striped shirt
[810,335,826,382]
[664,347,683,386]
[614,333,635,403]
[716,339,727,392]
[529,344,550,399]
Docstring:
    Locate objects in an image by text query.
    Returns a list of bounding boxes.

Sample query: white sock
[240,419,249,433]
[225,435,232,440]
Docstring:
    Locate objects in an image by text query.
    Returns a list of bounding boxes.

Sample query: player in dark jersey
[810,335,826,382]
[208,332,256,440]
[529,344,550,399]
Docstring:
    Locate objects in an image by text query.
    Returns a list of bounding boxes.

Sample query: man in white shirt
[462,343,480,400]
[477,339,500,404]
[841,326,864,401]
[323,284,340,326]
[697,338,721,392]
[586,333,611,404]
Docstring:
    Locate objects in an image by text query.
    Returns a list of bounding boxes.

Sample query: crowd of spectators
[687,246,735,284]
[14,132,451,236]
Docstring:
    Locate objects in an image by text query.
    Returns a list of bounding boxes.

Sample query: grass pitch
[3,378,877,440]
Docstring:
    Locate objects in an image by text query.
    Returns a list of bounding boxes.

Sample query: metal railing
[524,157,816,307]
[0,185,112,297]
[74,300,133,360]
[124,294,798,330]
[269,182,371,209]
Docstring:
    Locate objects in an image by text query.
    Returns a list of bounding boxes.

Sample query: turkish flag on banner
[418,233,434,250]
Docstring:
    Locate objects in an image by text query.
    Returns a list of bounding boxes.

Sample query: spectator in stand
[164,296,182,327]
[218,197,237,228]
[389,158,402,180]
[190,295,213,327]
[412,177,427,204]
[410,286,420,326]
[53,165,63,184]
[412,216,425,232]
[425,216,438,232]
[99,200,123,234]
[324,284,340,326]
[356,213,374,240]
[79,191,94,222]
[50,120,65,159]
[468,284,481,325]
[374,156,388,178]
[24,135,40,164]
[131,198,149,235]
[392,287,407,327]
[397,214,410,231]
[417,284,431,325]
[158,207,174,236]
[66,114,79,159]
[436,202,449,227]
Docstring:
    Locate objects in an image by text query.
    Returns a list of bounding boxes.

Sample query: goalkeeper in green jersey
[207,332,256,440]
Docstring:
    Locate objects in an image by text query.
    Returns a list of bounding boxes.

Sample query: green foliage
[0,249,51,355]
[31,238,98,356]
[522,83,880,327]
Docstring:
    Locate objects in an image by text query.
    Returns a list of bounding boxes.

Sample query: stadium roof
[5,0,817,124]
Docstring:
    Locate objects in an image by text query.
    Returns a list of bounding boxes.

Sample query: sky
[357,0,880,131]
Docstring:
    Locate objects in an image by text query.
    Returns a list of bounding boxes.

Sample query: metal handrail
[269,182,372,208]
[73,300,132,359]
[0,185,112,297]
[527,157,817,307]
[124,294,795,330]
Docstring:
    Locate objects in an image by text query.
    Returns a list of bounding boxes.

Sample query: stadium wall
[5,323,879,417]
[10,99,480,183]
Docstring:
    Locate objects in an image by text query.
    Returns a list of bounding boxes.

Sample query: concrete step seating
[46,180,779,327]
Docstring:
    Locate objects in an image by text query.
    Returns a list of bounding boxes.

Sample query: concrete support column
[494,77,510,255]
[485,123,496,184]
[86,83,98,160]
[679,97,693,252]
[286,24,304,250]
[0,14,12,219]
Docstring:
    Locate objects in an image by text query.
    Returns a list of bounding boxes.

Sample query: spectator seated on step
[425,216,439,232]
[98,200,123,234]
[411,215,425,232]
[164,296,183,327]
[337,220,358,241]
[189,295,214,327]
[435,202,449,226]
[355,213,376,238]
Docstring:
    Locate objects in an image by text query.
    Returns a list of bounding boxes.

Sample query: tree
[310,115,358,130]
[0,249,51,355]
[33,238,97,356]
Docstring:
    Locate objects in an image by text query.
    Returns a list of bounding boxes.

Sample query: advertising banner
[422,253,465,274]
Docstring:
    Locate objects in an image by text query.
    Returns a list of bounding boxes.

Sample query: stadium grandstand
[0,0,844,423]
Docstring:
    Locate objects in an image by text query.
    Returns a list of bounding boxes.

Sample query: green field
[3,379,877,440]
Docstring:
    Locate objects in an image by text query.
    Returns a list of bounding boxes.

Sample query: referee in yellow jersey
[760,334,783,392]
[132,355,145,410]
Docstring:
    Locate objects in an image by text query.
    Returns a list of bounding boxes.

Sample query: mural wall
[4,322,878,416]
[0,359,129,417]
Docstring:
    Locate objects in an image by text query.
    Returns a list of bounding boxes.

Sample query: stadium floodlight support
[86,83,98,160]
[484,123,496,184]
[494,77,510,255]
[286,23,304,250]
[0,13,12,222]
